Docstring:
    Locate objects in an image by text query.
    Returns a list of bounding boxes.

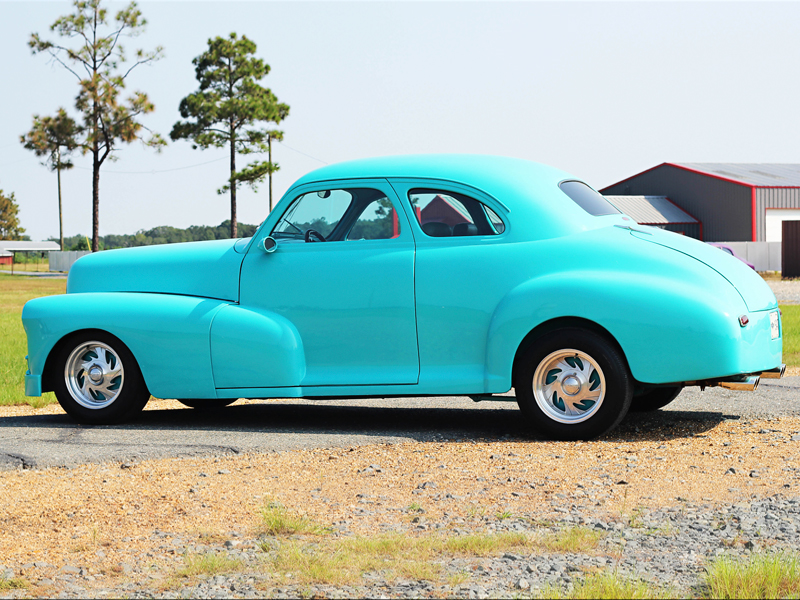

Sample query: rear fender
[486,270,749,388]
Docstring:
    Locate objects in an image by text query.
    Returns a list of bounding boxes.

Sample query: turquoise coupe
[22,155,784,439]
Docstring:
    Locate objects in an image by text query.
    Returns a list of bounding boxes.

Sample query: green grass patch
[0,576,29,590]
[538,527,606,554]
[262,529,599,587]
[0,274,65,407]
[176,552,243,578]
[779,304,800,369]
[258,500,327,536]
[538,571,672,599]
[703,552,800,599]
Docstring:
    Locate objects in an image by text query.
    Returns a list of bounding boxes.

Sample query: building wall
[601,165,752,242]
[757,188,800,242]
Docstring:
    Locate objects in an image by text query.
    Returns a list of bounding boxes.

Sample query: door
[238,180,420,387]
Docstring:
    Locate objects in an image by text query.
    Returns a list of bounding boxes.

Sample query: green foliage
[0,190,25,240]
[20,108,82,249]
[58,220,258,251]
[30,0,165,251]
[171,32,289,237]
[20,109,81,173]
[703,552,800,599]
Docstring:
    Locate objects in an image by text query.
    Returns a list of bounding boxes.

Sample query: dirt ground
[1,399,799,593]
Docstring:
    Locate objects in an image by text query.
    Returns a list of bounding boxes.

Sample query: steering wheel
[304,229,326,243]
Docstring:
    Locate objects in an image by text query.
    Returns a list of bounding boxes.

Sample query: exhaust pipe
[760,364,787,379]
[717,375,760,391]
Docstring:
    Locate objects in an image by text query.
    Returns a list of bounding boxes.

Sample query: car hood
[630,227,777,312]
[67,239,245,302]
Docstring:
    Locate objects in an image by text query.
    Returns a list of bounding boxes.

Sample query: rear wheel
[629,386,683,412]
[514,328,633,440]
[53,331,150,424]
[178,399,237,409]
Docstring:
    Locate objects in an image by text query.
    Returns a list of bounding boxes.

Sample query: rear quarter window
[559,180,620,216]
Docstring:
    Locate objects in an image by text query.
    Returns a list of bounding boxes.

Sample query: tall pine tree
[171,33,289,238]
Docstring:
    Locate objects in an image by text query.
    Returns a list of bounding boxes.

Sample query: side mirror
[261,236,278,253]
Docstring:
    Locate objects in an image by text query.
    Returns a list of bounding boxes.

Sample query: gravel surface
[767,279,800,304]
[2,406,800,598]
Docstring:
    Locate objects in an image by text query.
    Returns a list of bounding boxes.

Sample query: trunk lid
[629,227,777,312]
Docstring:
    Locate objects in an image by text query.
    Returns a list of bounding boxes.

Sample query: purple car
[707,243,756,270]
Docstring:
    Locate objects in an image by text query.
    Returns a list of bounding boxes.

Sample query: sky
[1,1,800,242]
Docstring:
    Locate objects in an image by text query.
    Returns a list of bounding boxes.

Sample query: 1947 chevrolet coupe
[22,155,785,440]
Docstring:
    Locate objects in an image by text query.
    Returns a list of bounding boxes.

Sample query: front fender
[22,292,228,399]
[485,268,766,388]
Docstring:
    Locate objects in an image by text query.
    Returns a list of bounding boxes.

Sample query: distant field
[0,275,65,407]
[0,275,796,408]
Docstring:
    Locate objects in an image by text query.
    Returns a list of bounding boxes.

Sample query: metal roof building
[600,163,800,242]
[604,195,700,238]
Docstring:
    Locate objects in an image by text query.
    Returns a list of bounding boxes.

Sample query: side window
[271,188,401,243]
[346,198,401,240]
[409,189,505,237]
[272,190,351,241]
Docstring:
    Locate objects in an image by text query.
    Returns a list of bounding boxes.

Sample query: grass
[176,553,243,578]
[0,258,51,273]
[0,577,29,590]
[258,500,327,536]
[703,552,800,599]
[0,274,65,407]
[261,527,604,587]
[538,571,673,599]
[780,304,800,369]
[538,527,606,553]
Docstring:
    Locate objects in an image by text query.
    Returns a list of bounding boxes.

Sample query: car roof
[293,154,575,202]
[286,154,624,241]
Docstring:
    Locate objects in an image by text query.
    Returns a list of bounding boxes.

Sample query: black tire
[514,328,633,441]
[177,399,237,409]
[629,386,683,412]
[52,330,151,425]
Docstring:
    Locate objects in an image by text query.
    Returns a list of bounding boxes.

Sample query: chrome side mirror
[261,236,278,253]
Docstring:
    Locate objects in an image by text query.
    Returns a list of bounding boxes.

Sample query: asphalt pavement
[0,376,797,471]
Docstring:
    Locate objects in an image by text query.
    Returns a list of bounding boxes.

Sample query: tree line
[59,220,259,251]
[6,0,289,251]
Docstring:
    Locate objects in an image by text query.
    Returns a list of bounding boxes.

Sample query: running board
[469,394,517,403]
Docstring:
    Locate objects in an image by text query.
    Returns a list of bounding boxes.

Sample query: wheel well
[511,317,629,384]
[41,328,130,393]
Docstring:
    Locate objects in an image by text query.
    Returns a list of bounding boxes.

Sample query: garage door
[766,209,800,242]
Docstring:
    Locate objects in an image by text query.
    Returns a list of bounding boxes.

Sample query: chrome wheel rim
[532,349,605,424]
[64,341,124,410]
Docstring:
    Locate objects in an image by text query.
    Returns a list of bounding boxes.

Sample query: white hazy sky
[2,1,799,241]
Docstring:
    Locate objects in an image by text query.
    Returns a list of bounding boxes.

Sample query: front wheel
[53,331,151,424]
[514,328,633,440]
